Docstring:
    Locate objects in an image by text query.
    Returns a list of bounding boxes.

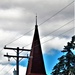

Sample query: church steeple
[26,17,46,75]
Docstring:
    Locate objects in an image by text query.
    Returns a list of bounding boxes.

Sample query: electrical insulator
[6,53,8,55]
[4,45,6,49]
[8,57,10,61]
[22,47,24,49]
[27,54,28,58]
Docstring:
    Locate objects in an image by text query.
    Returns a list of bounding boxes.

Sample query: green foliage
[51,36,75,75]
[51,51,75,75]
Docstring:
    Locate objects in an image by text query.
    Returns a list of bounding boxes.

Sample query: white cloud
[19,65,27,75]
[0,27,73,65]
[41,36,71,54]
[0,0,74,74]
[0,64,26,75]
[0,29,32,64]
[0,8,23,19]
[0,29,19,46]
[0,64,14,75]
[0,0,74,33]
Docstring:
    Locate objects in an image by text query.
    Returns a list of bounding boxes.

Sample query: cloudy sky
[0,0,75,75]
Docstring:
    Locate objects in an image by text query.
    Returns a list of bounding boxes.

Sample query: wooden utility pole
[4,46,31,75]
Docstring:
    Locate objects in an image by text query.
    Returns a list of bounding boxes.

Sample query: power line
[0,19,74,65]
[0,50,11,73]
[73,0,75,35]
[0,64,9,73]
[3,26,74,75]
[4,66,14,75]
[6,28,34,46]
[1,1,74,72]
[22,27,74,52]
[4,47,30,75]
[0,48,3,52]
[1,27,73,75]
[20,19,74,55]
[42,27,74,45]
[22,19,74,48]
[0,61,13,75]
[32,27,74,49]
[39,1,74,26]
[40,19,74,39]
[5,1,74,46]
[0,1,74,75]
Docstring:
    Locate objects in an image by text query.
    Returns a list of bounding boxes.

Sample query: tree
[51,35,75,75]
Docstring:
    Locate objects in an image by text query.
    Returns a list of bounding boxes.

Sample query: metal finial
[36,14,37,25]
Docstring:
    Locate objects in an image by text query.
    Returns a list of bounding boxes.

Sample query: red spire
[26,16,46,75]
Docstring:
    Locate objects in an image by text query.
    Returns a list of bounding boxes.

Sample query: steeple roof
[26,16,46,75]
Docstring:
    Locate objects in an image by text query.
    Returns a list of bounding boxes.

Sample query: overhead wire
[2,27,74,75]
[5,28,34,46]
[42,27,74,45]
[0,61,13,74]
[39,1,74,26]
[28,26,74,49]
[23,19,74,48]
[0,64,9,73]
[0,1,74,74]
[1,26,74,75]
[72,0,75,36]
[5,1,74,46]
[20,19,74,56]
[40,19,74,39]
[0,48,4,52]
[4,66,14,75]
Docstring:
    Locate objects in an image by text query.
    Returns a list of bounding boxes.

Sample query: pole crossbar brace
[4,55,30,58]
[4,46,31,51]
[4,46,31,75]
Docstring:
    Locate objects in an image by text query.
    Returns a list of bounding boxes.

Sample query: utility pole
[4,46,31,75]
